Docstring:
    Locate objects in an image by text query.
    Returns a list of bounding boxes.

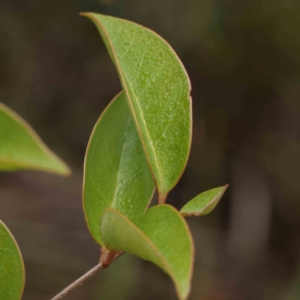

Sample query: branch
[50,263,105,300]
[50,250,124,300]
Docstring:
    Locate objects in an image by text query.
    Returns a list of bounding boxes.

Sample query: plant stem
[50,251,124,300]
[50,263,105,300]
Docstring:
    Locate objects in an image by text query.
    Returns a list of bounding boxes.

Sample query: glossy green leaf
[81,13,192,203]
[83,93,155,245]
[180,185,228,217]
[101,205,194,300]
[0,221,25,300]
[0,102,70,175]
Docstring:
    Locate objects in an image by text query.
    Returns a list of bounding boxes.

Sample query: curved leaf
[81,13,192,203]
[180,185,228,217]
[0,102,70,176]
[0,221,25,300]
[101,205,194,300]
[83,93,155,245]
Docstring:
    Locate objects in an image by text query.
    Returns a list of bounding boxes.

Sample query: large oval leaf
[0,102,70,175]
[81,13,192,203]
[83,93,155,245]
[101,205,194,300]
[0,221,25,300]
[180,185,228,217]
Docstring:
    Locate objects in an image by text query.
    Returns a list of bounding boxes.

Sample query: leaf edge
[0,220,25,300]
[100,205,194,300]
[0,102,71,176]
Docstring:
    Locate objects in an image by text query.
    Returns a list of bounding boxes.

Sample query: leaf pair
[83,93,155,245]
[81,13,192,203]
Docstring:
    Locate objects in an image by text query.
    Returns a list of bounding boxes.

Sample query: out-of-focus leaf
[81,13,192,203]
[0,102,70,176]
[83,93,155,245]
[0,221,25,300]
[101,205,194,300]
[180,185,228,216]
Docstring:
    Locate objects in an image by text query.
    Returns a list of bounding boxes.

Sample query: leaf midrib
[111,117,131,209]
[86,14,164,192]
[102,208,185,298]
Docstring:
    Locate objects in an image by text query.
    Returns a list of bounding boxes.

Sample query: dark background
[1,0,300,299]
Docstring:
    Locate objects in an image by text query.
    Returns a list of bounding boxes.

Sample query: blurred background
[1,0,300,299]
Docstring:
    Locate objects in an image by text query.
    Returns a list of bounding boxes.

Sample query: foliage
[0,13,227,300]
[81,13,227,300]
[0,104,70,299]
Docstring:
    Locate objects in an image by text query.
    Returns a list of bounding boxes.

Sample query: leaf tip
[220,183,229,194]
[79,12,96,19]
[46,156,72,177]
[58,161,72,176]
[58,166,72,177]
[79,12,89,17]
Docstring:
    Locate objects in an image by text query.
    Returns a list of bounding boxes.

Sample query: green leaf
[180,185,228,217]
[0,221,25,300]
[101,205,194,300]
[0,102,70,176]
[83,93,155,245]
[81,13,192,203]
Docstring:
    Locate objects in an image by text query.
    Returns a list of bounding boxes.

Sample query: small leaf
[81,13,192,203]
[180,185,228,217]
[0,221,25,300]
[83,93,155,245]
[101,205,194,300]
[0,102,70,176]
